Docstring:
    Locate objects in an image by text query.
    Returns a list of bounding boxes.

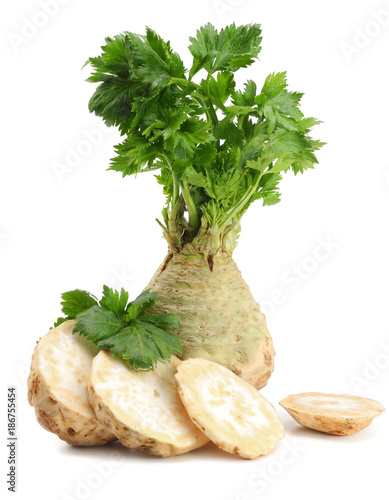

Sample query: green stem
[169,77,196,88]
[192,90,218,136]
[205,75,219,130]
[172,171,179,207]
[221,172,263,228]
[181,181,200,232]
[162,153,179,210]
[204,97,219,130]
[135,165,161,173]
[237,115,245,129]
[170,76,219,146]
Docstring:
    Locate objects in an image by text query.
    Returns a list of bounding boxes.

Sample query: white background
[2,0,389,499]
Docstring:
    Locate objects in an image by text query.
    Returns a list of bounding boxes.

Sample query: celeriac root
[279,392,385,435]
[175,358,284,459]
[87,351,209,457]
[146,252,274,389]
[27,321,116,446]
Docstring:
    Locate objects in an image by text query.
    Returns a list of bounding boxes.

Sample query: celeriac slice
[27,320,116,446]
[175,358,284,459]
[279,392,385,435]
[87,351,209,457]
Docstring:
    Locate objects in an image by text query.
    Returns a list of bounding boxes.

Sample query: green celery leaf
[270,152,296,173]
[161,112,189,140]
[55,284,182,372]
[180,166,207,187]
[171,132,195,159]
[180,118,211,144]
[216,117,245,147]
[291,149,319,174]
[257,172,282,206]
[225,105,255,117]
[188,23,218,77]
[231,80,257,106]
[167,120,212,159]
[135,27,186,89]
[206,72,235,109]
[238,122,268,168]
[74,306,125,340]
[139,313,180,330]
[100,286,129,319]
[110,134,160,176]
[143,119,166,138]
[189,23,262,76]
[193,143,217,165]
[87,35,140,134]
[155,166,174,198]
[103,318,182,370]
[260,71,288,96]
[256,72,304,133]
[298,117,323,133]
[269,130,309,155]
[262,192,281,206]
[125,289,158,321]
[246,158,267,172]
[60,290,99,318]
[204,168,241,202]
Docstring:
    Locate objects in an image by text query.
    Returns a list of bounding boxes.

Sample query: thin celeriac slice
[279,392,385,435]
[27,320,116,446]
[87,351,209,457]
[175,358,284,459]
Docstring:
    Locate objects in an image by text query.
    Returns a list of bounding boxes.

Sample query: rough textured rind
[27,321,116,446]
[145,252,275,390]
[175,358,284,459]
[88,351,209,457]
[279,392,385,435]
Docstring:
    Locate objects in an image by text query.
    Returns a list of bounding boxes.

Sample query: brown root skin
[146,252,275,390]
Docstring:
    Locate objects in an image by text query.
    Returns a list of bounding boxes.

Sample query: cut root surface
[27,320,116,446]
[88,351,209,457]
[279,392,385,435]
[175,358,284,459]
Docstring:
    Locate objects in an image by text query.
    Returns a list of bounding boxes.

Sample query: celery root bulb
[146,252,274,390]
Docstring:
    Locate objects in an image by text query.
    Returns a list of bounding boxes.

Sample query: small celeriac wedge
[175,358,284,459]
[27,320,116,446]
[279,392,385,435]
[87,351,209,457]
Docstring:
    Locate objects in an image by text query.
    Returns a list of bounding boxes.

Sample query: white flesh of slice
[175,358,285,459]
[87,351,209,457]
[279,392,385,435]
[27,320,116,445]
